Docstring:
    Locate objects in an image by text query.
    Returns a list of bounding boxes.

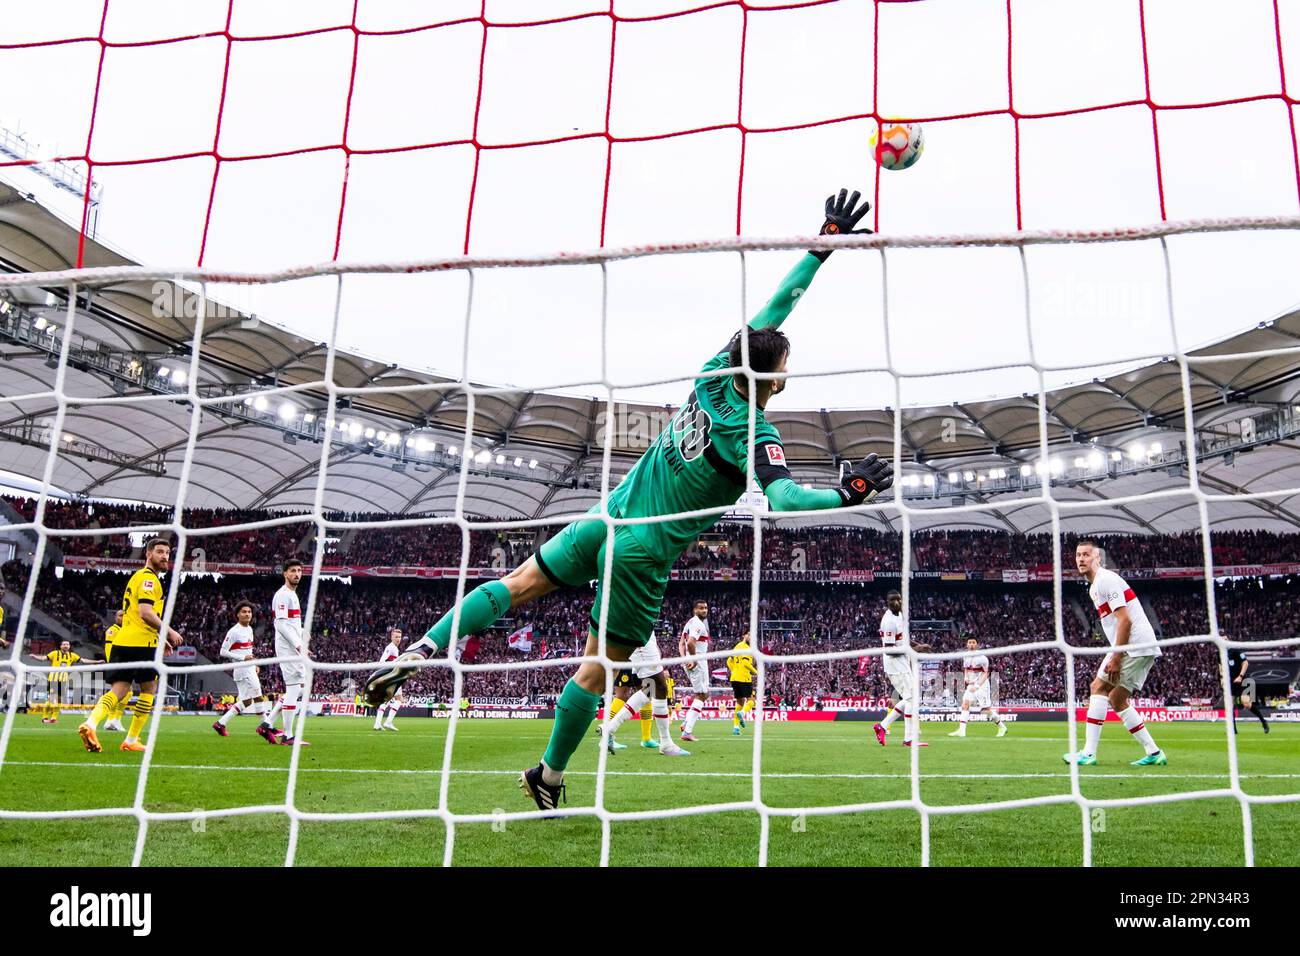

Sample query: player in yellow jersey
[727,631,759,736]
[101,610,130,732]
[78,539,183,754]
[29,641,102,723]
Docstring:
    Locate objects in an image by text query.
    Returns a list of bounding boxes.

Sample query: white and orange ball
[869,121,924,171]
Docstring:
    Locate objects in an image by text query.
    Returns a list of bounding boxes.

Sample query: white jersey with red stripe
[272,584,305,655]
[220,623,258,684]
[381,641,400,663]
[962,653,990,687]
[682,614,710,650]
[681,615,711,694]
[879,609,909,677]
[1089,567,1160,658]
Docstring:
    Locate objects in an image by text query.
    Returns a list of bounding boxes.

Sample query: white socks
[1083,695,1108,755]
[219,702,243,726]
[280,684,302,738]
[881,702,913,740]
[881,703,905,730]
[262,698,283,728]
[1118,706,1159,755]
[603,691,648,735]
[683,698,704,733]
[652,697,671,744]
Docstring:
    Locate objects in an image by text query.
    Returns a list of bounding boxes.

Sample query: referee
[1225,646,1270,734]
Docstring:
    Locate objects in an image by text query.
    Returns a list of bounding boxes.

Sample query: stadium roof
[2,178,1299,535]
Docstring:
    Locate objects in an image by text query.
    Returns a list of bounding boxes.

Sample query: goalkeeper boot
[519,763,565,816]
[1062,751,1097,766]
[77,722,102,754]
[1130,751,1167,767]
[364,652,426,707]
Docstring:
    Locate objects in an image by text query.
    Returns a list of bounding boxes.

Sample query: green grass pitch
[0,714,1296,866]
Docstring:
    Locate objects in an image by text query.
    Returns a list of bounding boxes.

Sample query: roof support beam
[1197,473,1300,530]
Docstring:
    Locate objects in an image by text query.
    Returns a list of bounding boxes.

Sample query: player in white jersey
[595,629,690,756]
[374,628,405,731]
[678,599,711,741]
[948,637,1008,737]
[263,559,311,747]
[871,590,932,747]
[1064,540,1165,767]
[211,601,279,741]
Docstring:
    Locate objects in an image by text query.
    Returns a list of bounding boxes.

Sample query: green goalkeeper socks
[542,679,601,773]
[419,580,511,653]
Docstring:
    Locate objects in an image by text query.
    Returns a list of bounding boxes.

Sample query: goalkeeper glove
[811,188,872,261]
[837,453,893,506]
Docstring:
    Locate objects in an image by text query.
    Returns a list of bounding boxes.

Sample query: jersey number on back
[671,398,712,463]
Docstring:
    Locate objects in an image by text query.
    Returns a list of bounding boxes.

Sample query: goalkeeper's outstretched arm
[758,452,894,512]
[747,188,872,333]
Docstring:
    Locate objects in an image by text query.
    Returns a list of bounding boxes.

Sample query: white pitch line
[5,760,1300,781]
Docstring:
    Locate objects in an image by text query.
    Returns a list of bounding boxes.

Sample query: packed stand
[8,494,1300,576]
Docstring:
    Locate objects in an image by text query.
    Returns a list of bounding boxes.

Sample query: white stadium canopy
[1,179,1299,535]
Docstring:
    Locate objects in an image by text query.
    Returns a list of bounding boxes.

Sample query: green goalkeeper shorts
[534,511,672,649]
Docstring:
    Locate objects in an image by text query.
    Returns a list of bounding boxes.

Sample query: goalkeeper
[365,189,893,811]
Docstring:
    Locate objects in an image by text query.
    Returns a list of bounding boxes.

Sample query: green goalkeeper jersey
[605,253,830,564]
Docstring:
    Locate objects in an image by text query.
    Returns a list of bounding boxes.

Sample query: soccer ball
[870,121,924,171]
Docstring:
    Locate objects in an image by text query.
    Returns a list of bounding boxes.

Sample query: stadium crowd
[18,565,1298,706]
[8,495,1298,574]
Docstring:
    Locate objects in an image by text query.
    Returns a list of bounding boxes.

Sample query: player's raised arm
[746,189,872,334]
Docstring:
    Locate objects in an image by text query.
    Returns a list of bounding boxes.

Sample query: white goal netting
[2,0,1300,867]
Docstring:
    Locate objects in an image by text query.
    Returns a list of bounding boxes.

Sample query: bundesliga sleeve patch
[141,579,155,592]
[765,444,786,466]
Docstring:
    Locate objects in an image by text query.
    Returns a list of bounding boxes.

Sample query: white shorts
[1097,652,1157,692]
[233,665,262,701]
[276,637,306,686]
[962,684,992,709]
[885,663,913,701]
[629,640,663,681]
[685,643,711,695]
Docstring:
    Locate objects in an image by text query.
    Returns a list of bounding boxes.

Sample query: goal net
[2,0,1299,867]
